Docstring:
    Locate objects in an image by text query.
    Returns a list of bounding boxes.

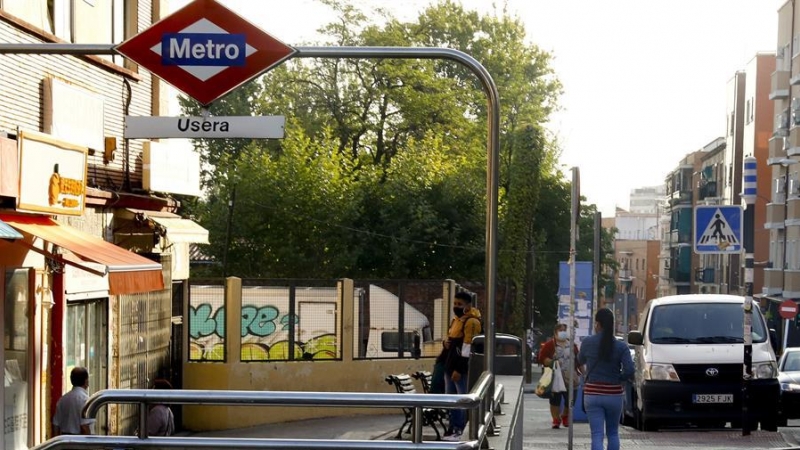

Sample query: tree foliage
[179,0,613,337]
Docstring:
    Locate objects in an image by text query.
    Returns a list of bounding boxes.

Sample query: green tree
[178,0,590,339]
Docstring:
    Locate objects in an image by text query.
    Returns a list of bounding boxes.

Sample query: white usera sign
[124,115,285,139]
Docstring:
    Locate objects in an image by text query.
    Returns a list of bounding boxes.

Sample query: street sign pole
[567,167,579,450]
[741,155,757,436]
[780,300,799,352]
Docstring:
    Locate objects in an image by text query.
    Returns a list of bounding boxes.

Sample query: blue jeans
[444,370,468,432]
[584,394,623,450]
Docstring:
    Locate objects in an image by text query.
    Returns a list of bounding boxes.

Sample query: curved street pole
[293,49,500,380]
[0,43,502,382]
[0,42,503,388]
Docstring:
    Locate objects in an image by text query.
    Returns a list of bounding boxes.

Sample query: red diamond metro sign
[115,0,295,106]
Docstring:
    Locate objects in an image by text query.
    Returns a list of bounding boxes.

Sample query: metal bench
[412,370,437,394]
[385,373,448,440]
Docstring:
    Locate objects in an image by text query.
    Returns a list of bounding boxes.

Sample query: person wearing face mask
[442,291,482,441]
[538,323,581,429]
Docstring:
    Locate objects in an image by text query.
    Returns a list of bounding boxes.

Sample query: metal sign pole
[567,167,579,450]
[741,155,757,436]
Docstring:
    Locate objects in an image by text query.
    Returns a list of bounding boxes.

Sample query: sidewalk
[522,365,800,450]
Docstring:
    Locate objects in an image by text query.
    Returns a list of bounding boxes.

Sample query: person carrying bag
[538,323,580,429]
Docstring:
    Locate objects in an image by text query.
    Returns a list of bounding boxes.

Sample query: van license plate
[693,394,733,403]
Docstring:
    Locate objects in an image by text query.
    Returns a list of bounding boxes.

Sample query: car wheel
[634,405,657,431]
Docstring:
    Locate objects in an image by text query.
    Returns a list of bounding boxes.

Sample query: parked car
[624,295,780,431]
[778,347,800,426]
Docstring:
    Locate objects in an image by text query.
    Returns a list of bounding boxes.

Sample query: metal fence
[27,371,503,450]
[187,278,451,363]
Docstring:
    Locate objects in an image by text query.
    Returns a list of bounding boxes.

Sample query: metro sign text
[164,33,246,66]
[115,0,295,105]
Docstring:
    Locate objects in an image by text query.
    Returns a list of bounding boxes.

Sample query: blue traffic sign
[693,205,743,254]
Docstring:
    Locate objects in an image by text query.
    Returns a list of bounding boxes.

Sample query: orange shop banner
[17,129,87,216]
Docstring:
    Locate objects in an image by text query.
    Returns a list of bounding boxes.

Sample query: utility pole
[567,167,579,450]
[741,155,756,436]
[524,239,535,384]
[593,212,602,317]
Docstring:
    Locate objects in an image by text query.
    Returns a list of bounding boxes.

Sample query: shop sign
[17,130,87,216]
[64,260,109,300]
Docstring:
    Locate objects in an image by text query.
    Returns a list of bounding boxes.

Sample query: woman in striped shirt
[578,308,635,450]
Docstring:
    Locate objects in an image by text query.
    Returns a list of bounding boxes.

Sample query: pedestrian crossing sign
[693,205,743,254]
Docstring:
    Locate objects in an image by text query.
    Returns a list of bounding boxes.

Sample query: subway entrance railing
[30,371,503,450]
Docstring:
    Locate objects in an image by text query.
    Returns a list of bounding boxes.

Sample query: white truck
[188,283,433,361]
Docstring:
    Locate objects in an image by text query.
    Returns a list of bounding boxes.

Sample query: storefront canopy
[0,213,164,295]
[0,218,23,240]
[117,208,209,245]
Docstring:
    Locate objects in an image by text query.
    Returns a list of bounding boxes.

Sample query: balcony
[668,190,692,206]
[788,197,800,226]
[784,270,800,298]
[668,229,692,247]
[789,127,800,156]
[776,111,791,138]
[771,70,791,100]
[763,268,784,295]
[765,203,787,229]
[669,267,691,284]
[770,136,788,164]
[695,268,715,284]
[698,181,718,201]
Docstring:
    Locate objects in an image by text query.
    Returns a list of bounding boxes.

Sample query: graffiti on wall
[189,303,338,362]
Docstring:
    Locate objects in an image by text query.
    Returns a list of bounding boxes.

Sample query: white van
[624,294,779,431]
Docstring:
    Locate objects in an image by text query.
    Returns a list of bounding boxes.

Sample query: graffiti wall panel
[188,283,342,362]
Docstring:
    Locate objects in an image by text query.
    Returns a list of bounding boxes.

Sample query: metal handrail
[76,371,497,447]
[31,435,478,450]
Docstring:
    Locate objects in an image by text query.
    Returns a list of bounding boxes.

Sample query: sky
[170,0,780,217]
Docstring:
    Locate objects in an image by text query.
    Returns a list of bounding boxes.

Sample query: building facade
[628,185,666,215]
[767,1,800,347]
[0,2,207,447]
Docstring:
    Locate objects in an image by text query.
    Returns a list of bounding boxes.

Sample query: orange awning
[0,213,164,295]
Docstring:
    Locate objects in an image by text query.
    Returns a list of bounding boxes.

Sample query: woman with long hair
[578,308,635,450]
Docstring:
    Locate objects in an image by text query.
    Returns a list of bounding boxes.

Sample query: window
[770,236,779,269]
[3,268,32,450]
[3,0,135,65]
[648,302,767,344]
[794,35,800,59]
[746,99,751,125]
[788,240,799,271]
[729,112,735,136]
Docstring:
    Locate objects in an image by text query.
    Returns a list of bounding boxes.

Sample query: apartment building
[767,1,800,346]
[629,185,666,215]
[0,2,208,447]
[662,149,704,295]
[658,52,773,301]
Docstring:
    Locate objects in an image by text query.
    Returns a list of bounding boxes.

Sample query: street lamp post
[619,251,634,336]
